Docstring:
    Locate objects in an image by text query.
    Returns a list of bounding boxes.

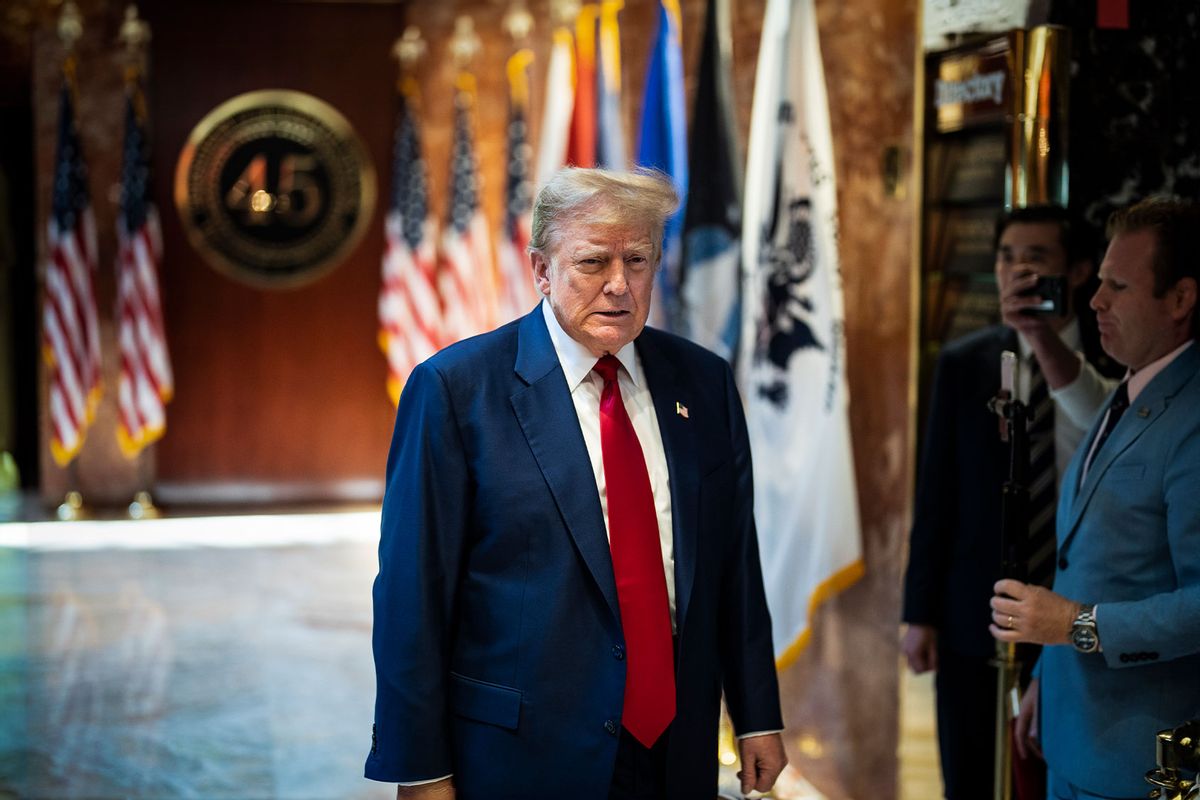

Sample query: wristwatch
[1070,604,1100,653]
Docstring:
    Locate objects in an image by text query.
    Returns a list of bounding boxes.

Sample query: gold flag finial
[118,4,151,77]
[503,1,534,43]
[57,1,83,51]
[550,0,581,27]
[450,16,481,70]
[392,25,426,72]
[118,5,151,55]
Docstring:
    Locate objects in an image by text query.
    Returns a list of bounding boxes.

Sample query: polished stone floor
[0,511,392,800]
[0,510,941,800]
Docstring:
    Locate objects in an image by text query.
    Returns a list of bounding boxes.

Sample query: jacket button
[1058,556,1069,570]
[604,719,618,735]
[612,644,625,661]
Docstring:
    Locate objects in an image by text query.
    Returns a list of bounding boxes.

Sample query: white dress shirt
[541,300,678,630]
[1016,319,1112,487]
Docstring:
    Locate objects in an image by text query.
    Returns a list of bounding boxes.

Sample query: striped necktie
[1025,357,1057,588]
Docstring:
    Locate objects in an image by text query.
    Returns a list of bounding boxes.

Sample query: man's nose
[603,260,629,294]
[1090,284,1106,311]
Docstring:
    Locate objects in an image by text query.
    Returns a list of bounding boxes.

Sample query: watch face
[1072,626,1099,653]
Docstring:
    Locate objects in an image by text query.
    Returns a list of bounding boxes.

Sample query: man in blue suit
[366,168,786,799]
[902,206,1117,798]
[991,196,1200,799]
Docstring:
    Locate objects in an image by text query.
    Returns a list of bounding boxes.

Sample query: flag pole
[54,1,86,523]
[117,5,162,520]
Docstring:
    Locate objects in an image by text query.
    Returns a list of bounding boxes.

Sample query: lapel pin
[1137,407,1150,418]
[675,401,689,419]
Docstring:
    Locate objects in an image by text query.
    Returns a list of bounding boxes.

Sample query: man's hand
[999,270,1083,389]
[990,579,1077,645]
[738,733,788,795]
[1000,270,1058,337]
[396,778,455,799]
[1014,677,1041,760]
[901,624,939,674]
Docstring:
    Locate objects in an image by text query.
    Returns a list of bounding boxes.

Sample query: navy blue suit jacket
[365,306,782,798]
[903,325,1017,656]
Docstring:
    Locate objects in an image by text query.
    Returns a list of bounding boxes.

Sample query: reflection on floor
[0,511,942,800]
[1,512,391,800]
[898,668,941,800]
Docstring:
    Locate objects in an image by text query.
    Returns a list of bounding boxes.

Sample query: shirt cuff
[397,774,453,787]
[737,729,783,740]
[1050,353,1116,429]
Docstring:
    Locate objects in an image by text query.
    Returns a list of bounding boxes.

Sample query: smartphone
[1020,274,1067,316]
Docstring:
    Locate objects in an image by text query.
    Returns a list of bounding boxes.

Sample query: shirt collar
[1126,339,1195,404]
[1016,317,1082,362]
[540,299,641,390]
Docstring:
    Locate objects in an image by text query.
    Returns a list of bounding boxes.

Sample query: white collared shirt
[541,300,677,631]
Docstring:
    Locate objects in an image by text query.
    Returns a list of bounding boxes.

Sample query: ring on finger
[1007,614,1014,629]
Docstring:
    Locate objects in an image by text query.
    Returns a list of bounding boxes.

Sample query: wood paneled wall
[32,1,917,796]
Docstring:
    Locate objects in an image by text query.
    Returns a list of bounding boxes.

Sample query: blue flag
[635,0,687,331]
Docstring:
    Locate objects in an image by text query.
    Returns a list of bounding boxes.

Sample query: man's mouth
[595,310,630,318]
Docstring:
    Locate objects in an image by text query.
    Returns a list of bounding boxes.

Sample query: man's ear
[1067,257,1094,291]
[1171,276,1197,324]
[531,250,552,297]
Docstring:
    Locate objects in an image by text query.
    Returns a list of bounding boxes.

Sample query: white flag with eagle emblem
[738,0,862,670]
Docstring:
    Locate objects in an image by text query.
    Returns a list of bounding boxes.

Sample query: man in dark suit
[992,196,1200,799]
[365,168,786,800]
[902,206,1117,798]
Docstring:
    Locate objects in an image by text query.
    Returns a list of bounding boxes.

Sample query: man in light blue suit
[990,196,1200,799]
[366,169,786,800]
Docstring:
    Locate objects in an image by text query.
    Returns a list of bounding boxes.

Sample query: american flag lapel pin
[675,401,689,419]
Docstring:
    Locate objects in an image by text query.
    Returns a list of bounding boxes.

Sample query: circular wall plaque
[174,89,376,289]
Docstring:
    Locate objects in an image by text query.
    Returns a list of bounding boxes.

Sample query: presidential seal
[174,90,376,288]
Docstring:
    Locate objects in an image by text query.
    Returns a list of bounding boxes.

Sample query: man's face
[1090,228,1184,370]
[532,214,656,357]
[994,221,1072,295]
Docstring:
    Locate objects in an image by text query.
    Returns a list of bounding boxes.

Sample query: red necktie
[593,355,675,747]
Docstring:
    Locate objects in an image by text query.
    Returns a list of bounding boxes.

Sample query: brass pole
[992,639,1020,800]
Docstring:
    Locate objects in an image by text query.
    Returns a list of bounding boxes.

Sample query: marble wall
[1048,1,1200,230]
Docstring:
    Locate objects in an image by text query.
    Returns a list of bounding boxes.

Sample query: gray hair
[529,168,680,264]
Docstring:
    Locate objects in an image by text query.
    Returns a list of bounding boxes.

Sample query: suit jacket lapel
[1063,344,1200,547]
[637,330,699,634]
[510,308,620,623]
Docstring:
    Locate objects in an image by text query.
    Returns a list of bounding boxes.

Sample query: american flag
[379,82,440,404]
[43,74,101,467]
[116,79,173,457]
[496,50,539,324]
[438,76,495,344]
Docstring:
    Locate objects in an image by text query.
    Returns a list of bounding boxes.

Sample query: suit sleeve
[1098,424,1200,668]
[365,362,471,782]
[902,349,959,627]
[717,362,785,735]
